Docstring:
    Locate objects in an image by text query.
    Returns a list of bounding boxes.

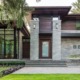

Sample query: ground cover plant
[0,61,25,77]
[0,67,10,72]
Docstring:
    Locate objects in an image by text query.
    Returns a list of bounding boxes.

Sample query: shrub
[69,54,80,58]
[0,61,25,66]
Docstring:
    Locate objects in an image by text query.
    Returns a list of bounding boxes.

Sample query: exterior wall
[19,31,24,59]
[61,38,80,60]
[23,12,32,33]
[30,19,39,60]
[52,20,61,60]
[26,12,32,23]
[39,17,52,33]
[62,20,76,30]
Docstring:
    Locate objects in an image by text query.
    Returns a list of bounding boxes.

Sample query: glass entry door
[42,41,49,57]
[39,38,52,59]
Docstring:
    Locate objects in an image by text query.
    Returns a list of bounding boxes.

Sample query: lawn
[0,74,80,80]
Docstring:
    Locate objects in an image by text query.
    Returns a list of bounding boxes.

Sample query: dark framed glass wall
[0,28,19,59]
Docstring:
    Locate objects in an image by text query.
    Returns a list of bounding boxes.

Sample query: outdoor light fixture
[55,22,58,29]
[33,24,36,29]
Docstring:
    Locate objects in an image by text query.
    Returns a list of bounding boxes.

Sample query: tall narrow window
[42,41,49,57]
[0,28,19,59]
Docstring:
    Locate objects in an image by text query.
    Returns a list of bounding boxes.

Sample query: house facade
[0,6,80,61]
[29,6,80,61]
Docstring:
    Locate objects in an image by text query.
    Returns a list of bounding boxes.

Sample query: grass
[0,74,80,80]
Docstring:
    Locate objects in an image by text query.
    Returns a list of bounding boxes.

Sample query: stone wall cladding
[30,20,39,60]
[61,38,80,60]
[52,20,61,60]
[19,32,23,59]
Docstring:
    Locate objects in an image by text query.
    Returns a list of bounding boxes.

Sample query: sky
[26,0,77,6]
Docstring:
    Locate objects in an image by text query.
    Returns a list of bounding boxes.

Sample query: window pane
[0,35,4,59]
[0,29,4,34]
[5,35,14,58]
[42,41,49,57]
[5,29,14,34]
[76,21,80,29]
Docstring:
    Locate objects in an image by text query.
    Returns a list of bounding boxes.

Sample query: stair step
[25,60,67,67]
[25,65,66,67]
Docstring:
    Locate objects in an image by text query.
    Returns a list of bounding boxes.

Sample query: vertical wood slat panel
[62,21,76,30]
[39,17,52,32]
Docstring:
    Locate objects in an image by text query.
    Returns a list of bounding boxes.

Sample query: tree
[0,0,31,58]
[2,0,31,28]
[71,0,80,14]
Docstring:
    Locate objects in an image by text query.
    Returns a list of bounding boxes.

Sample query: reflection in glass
[0,36,4,58]
[0,28,19,59]
[5,40,14,58]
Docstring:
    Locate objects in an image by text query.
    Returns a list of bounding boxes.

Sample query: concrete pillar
[52,20,61,60]
[30,18,39,60]
[19,31,23,59]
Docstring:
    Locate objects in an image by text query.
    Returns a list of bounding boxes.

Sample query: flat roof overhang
[31,6,71,16]
[63,14,80,20]
[21,24,30,38]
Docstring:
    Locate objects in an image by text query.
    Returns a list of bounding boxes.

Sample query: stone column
[52,20,61,60]
[19,31,23,59]
[30,18,39,60]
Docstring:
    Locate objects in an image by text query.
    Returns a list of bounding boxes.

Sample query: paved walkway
[13,67,80,74]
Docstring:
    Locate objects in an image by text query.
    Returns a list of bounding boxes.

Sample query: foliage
[0,61,25,66]
[0,67,11,77]
[0,67,10,72]
[76,21,80,30]
[69,54,80,58]
[71,0,80,14]
[0,66,24,78]
[0,0,31,29]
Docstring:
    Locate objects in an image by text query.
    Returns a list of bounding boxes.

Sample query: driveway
[13,66,80,74]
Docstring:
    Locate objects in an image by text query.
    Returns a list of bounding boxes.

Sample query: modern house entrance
[1,6,80,66]
[39,36,52,59]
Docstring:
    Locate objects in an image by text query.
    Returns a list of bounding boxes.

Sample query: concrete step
[25,60,67,67]
[25,64,67,67]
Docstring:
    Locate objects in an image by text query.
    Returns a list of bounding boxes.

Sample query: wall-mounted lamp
[33,24,36,29]
[55,23,58,29]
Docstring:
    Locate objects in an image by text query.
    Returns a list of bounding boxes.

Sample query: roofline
[68,14,80,16]
[29,6,71,9]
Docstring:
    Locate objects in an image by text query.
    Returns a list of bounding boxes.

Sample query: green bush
[76,26,80,30]
[0,61,25,66]
[69,54,80,58]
